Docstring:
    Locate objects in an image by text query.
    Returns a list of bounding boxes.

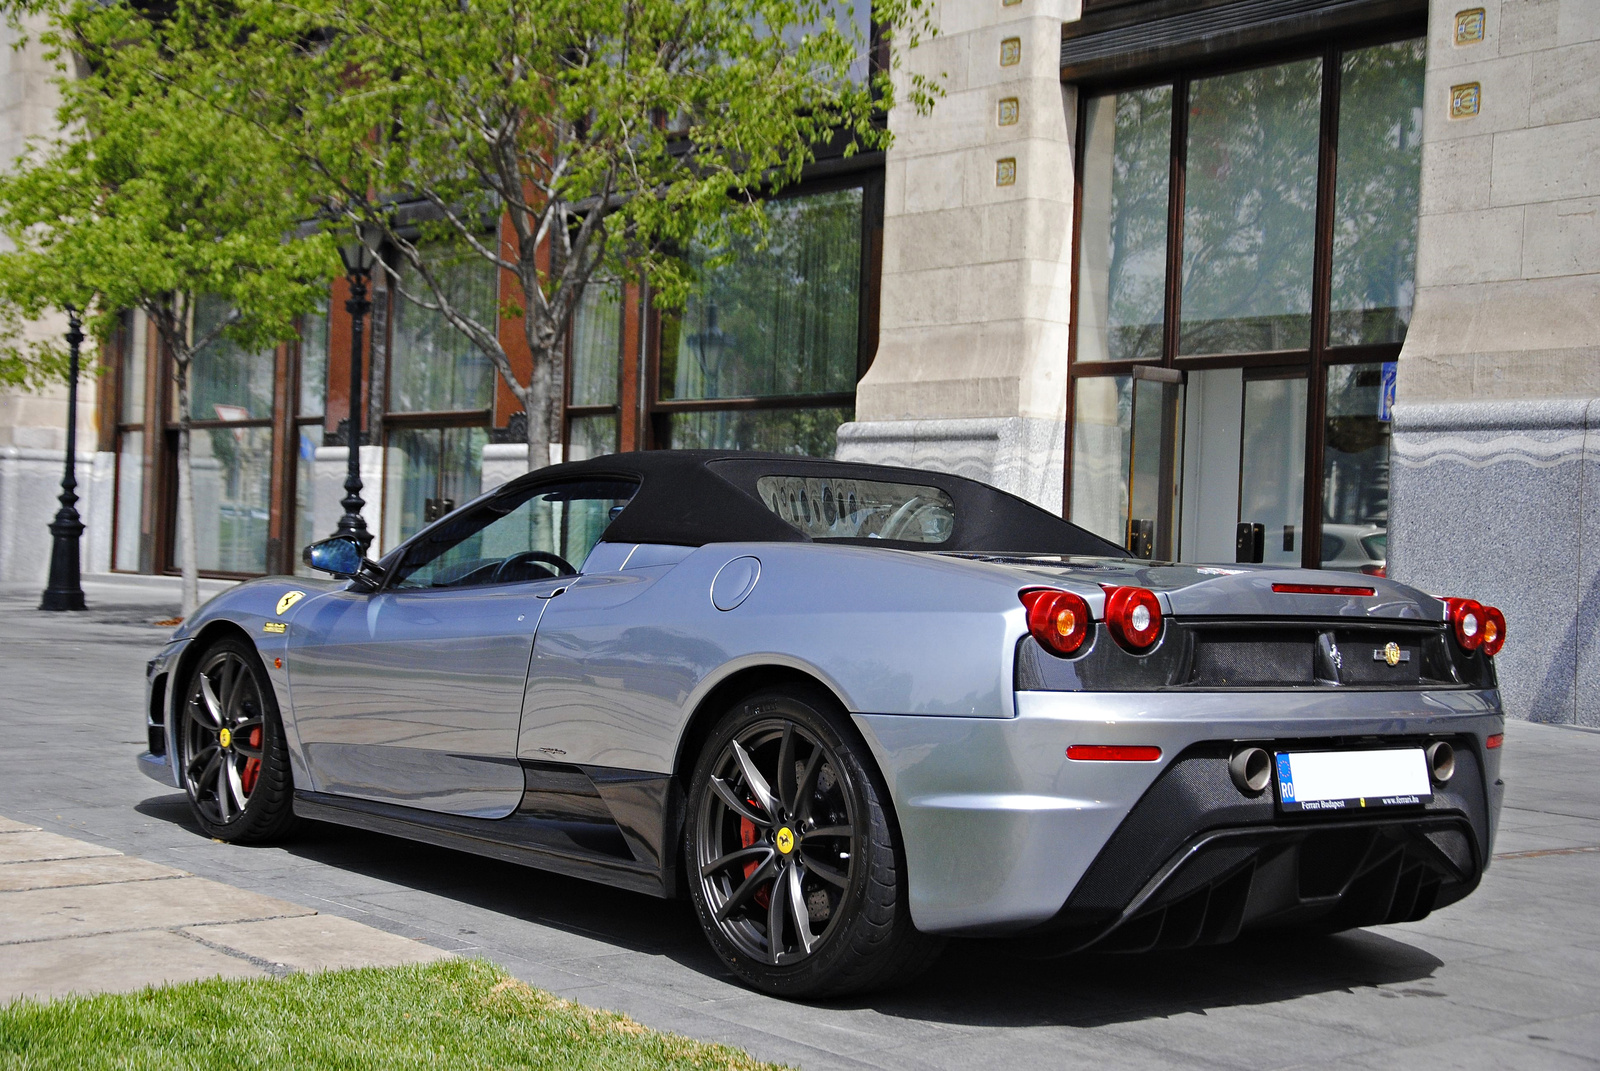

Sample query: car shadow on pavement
[136,795,1444,1027]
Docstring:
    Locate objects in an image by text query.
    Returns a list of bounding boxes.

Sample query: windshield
[755,475,956,544]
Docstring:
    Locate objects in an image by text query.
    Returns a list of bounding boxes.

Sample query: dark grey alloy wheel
[686,687,941,998]
[178,637,297,843]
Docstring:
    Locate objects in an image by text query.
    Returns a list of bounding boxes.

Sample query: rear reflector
[1486,733,1504,749]
[1271,583,1376,596]
[1066,744,1162,762]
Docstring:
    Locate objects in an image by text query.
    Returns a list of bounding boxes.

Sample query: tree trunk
[174,358,200,618]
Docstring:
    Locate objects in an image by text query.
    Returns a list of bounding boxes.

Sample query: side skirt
[293,783,675,899]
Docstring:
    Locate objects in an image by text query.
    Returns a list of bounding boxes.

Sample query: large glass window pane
[1069,376,1133,546]
[1330,40,1425,347]
[571,283,621,407]
[567,413,618,462]
[191,295,275,421]
[293,425,320,577]
[382,426,488,549]
[664,406,852,457]
[114,430,144,571]
[299,303,329,417]
[191,426,274,573]
[390,249,497,413]
[1180,59,1322,356]
[1238,376,1307,565]
[1322,362,1392,572]
[121,312,147,424]
[661,188,861,401]
[1076,87,1172,363]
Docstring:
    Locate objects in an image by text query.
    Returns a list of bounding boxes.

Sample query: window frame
[1063,25,1426,569]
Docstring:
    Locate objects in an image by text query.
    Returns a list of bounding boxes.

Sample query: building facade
[0,0,1593,723]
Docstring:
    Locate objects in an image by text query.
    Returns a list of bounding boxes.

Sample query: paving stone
[179,914,454,973]
[0,876,314,944]
[0,854,184,891]
[0,817,40,833]
[0,929,264,1003]
[0,829,122,864]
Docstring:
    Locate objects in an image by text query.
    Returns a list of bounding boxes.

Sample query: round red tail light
[1444,597,1485,651]
[1481,605,1507,657]
[1020,589,1092,656]
[1103,585,1163,651]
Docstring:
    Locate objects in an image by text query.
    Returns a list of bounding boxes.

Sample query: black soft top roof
[492,451,1123,557]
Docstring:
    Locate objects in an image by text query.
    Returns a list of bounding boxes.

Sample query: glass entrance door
[382,426,488,550]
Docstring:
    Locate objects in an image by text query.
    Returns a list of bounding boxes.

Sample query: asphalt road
[2,585,1597,1070]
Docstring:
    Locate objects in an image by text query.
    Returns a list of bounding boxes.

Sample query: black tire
[176,635,298,844]
[684,685,943,998]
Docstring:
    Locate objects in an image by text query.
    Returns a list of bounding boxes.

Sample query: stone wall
[837,0,1082,512]
[1391,1,1600,723]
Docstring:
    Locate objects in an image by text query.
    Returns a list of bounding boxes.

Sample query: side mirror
[303,537,364,578]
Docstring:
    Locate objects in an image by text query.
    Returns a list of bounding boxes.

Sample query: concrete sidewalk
[0,814,448,1002]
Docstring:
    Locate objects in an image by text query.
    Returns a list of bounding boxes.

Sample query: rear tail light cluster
[1019,585,1164,657]
[1444,597,1507,657]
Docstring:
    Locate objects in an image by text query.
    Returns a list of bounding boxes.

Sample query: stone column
[837,0,1082,512]
[1391,0,1600,724]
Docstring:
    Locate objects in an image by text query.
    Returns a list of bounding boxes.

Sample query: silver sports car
[137,452,1507,997]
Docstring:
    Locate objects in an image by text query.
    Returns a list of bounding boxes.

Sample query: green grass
[0,958,787,1070]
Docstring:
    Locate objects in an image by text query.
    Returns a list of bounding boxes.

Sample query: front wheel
[684,686,941,998]
[176,636,298,844]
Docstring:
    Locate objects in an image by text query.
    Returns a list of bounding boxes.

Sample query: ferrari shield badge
[275,590,306,616]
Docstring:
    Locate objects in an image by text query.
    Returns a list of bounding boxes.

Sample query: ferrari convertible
[137,451,1506,997]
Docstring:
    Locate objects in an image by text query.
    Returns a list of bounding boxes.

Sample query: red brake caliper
[739,808,770,909]
[239,728,262,795]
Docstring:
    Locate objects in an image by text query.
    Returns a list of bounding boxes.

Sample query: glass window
[191,426,274,573]
[571,282,621,407]
[663,406,853,456]
[1069,376,1133,547]
[1076,87,1172,363]
[390,478,638,590]
[568,412,618,462]
[114,430,144,571]
[389,249,497,414]
[382,426,488,550]
[191,295,275,421]
[662,188,862,401]
[121,312,147,424]
[299,302,330,417]
[293,427,321,577]
[756,475,955,543]
[1179,59,1322,356]
[1322,362,1392,571]
[1330,41,1425,347]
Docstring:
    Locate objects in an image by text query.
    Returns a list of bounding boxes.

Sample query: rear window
[755,475,955,544]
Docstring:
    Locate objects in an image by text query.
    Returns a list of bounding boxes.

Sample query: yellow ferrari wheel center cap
[218,728,232,749]
[776,827,795,854]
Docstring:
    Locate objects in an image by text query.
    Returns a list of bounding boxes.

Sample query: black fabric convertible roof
[494,451,1124,557]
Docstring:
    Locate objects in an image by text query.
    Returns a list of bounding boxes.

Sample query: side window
[389,478,638,591]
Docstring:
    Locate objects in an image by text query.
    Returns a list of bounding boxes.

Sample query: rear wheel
[685,686,941,998]
[177,636,298,844]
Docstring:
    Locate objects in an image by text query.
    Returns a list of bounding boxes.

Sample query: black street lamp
[330,238,376,553]
[40,308,87,611]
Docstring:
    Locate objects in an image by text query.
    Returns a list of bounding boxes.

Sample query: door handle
[536,586,568,600]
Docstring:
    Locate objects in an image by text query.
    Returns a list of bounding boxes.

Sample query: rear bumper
[852,688,1503,936]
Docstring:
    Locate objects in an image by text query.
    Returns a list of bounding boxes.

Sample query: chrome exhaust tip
[1426,740,1456,785]
[1229,746,1272,796]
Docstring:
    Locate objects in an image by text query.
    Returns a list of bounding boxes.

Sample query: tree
[169,0,934,470]
[0,1,338,614]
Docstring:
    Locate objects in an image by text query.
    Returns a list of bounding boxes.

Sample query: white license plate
[1275,748,1432,812]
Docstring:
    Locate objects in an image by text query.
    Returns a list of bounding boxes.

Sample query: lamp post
[330,239,376,553]
[40,308,87,611]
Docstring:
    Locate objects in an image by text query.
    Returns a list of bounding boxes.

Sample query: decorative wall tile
[1454,8,1486,46]
[999,36,1021,67]
[1450,82,1482,118]
[995,157,1016,186]
[997,97,1019,126]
